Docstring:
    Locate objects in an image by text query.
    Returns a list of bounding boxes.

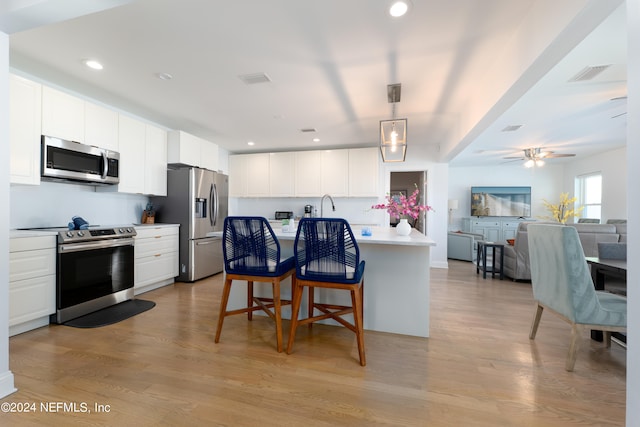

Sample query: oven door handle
[59,238,135,253]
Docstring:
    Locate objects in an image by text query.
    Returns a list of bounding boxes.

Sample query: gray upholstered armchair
[527,224,627,371]
[447,231,484,262]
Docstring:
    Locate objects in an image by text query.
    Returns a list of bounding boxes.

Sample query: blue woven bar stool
[286,218,366,366]
[215,216,295,352]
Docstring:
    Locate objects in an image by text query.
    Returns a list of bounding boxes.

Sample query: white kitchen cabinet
[85,101,119,151]
[246,153,270,196]
[144,125,168,196]
[114,115,167,195]
[9,234,56,336]
[41,85,85,142]
[200,140,219,171]
[9,74,42,185]
[269,152,295,197]
[348,147,379,197]
[116,114,146,194]
[167,130,219,171]
[229,154,248,196]
[134,225,179,294]
[294,151,322,197]
[321,150,349,196]
[229,153,270,197]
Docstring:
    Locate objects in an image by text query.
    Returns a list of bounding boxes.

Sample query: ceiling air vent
[238,72,272,85]
[300,128,317,133]
[568,65,611,82]
[501,124,523,132]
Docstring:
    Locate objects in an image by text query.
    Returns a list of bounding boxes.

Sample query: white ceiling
[3,0,627,167]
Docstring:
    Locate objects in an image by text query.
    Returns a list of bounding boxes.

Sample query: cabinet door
[348,148,379,196]
[167,130,201,167]
[144,125,168,196]
[9,75,42,185]
[294,151,322,197]
[246,153,270,197]
[200,141,219,171]
[269,152,295,197]
[321,150,348,196]
[117,114,146,194]
[42,86,85,142]
[228,155,247,197]
[85,101,118,151]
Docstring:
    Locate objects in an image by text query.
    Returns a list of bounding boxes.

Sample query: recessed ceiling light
[389,1,410,17]
[312,138,320,142]
[83,59,103,70]
[247,141,255,146]
[156,72,173,80]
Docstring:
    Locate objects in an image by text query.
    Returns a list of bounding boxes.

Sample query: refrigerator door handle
[212,183,219,227]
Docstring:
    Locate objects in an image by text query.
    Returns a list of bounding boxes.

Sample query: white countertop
[10,229,59,239]
[273,225,435,247]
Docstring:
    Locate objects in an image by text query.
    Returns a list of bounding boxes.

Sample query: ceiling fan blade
[502,156,525,160]
[544,153,576,158]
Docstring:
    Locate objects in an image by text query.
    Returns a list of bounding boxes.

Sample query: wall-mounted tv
[470,186,531,217]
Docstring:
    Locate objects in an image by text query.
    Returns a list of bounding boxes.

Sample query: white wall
[448,164,564,230]
[10,182,148,229]
[563,147,627,222]
[0,30,16,399]
[626,0,639,422]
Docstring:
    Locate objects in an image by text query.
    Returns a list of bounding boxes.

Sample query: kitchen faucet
[320,194,336,217]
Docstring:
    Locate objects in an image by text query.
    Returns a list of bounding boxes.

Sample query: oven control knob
[126,228,132,233]
[119,228,124,233]
[77,231,84,237]
[66,231,73,238]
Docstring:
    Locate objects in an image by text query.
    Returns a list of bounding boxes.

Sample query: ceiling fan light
[389,1,410,17]
[524,159,535,168]
[535,159,545,167]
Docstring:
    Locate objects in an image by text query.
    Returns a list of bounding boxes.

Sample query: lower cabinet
[462,217,529,242]
[9,234,56,336]
[134,225,179,294]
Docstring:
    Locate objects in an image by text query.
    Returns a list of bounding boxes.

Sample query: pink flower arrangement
[371,185,433,220]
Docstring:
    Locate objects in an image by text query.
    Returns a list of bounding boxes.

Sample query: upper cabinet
[321,150,349,197]
[117,115,168,196]
[229,147,380,198]
[84,102,119,151]
[41,86,84,142]
[229,153,270,197]
[348,147,379,197]
[9,75,42,185]
[167,130,219,171]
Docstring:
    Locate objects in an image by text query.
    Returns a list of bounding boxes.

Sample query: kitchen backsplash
[10,181,148,229]
[229,197,386,226]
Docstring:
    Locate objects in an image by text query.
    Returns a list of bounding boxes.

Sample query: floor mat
[63,299,156,328]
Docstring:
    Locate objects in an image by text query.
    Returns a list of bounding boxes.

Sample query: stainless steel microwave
[41,135,120,185]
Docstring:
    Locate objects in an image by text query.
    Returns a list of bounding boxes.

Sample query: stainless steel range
[52,225,136,323]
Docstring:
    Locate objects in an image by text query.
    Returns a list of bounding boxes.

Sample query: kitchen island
[225,225,436,338]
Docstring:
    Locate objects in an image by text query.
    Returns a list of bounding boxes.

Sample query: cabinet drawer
[9,275,56,326]
[134,226,178,239]
[135,252,178,288]
[10,235,56,252]
[135,237,177,258]
[502,222,520,229]
[472,220,500,227]
[10,248,56,282]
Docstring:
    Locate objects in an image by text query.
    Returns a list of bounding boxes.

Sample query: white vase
[396,218,411,236]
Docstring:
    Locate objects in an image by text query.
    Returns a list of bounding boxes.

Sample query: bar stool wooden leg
[351,284,366,366]
[308,286,315,329]
[273,280,283,352]
[215,277,233,343]
[247,281,253,320]
[287,278,304,355]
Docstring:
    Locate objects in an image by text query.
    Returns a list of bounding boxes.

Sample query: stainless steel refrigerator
[151,167,228,282]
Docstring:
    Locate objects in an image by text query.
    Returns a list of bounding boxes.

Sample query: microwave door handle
[101,151,108,179]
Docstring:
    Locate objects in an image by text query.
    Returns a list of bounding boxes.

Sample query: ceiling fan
[503,147,576,167]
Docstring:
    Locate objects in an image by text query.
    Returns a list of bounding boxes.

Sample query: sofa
[502,221,626,281]
[447,231,485,262]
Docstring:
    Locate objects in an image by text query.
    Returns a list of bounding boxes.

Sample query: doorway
[389,171,427,233]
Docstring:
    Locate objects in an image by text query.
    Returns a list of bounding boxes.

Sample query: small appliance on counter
[275,211,293,220]
[304,205,313,218]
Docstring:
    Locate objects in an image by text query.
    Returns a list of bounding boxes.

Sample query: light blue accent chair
[527,224,627,371]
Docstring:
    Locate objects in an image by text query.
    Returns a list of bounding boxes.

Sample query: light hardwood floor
[1,260,626,426]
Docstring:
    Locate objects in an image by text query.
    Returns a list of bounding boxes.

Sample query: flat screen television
[470,186,531,217]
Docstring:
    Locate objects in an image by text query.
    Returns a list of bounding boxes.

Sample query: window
[575,173,602,221]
